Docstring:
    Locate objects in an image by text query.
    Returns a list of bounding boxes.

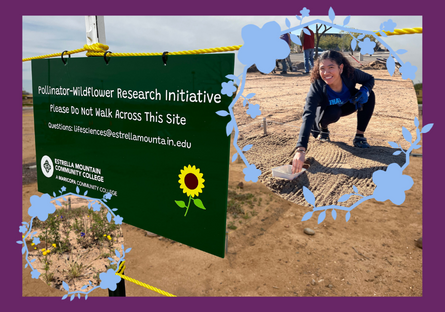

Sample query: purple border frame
[8,1,440,311]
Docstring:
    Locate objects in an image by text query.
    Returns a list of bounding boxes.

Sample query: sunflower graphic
[175,165,206,217]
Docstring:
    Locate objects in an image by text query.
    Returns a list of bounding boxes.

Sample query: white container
[271,165,306,180]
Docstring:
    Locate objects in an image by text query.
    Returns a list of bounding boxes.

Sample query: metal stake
[108,262,126,297]
[263,117,267,135]
[225,231,228,256]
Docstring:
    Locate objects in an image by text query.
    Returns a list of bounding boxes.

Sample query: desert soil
[22,58,423,297]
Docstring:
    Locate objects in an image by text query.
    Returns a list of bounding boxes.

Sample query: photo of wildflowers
[22,195,124,292]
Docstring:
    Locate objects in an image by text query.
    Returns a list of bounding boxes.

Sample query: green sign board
[31,54,235,258]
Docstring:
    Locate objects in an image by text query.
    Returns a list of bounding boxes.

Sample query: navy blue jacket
[296,68,374,149]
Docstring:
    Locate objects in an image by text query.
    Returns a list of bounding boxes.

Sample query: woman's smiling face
[319,59,344,88]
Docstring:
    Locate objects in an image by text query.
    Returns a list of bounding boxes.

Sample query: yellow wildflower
[52,244,57,248]
[31,243,35,246]
[103,234,106,237]
[34,247,37,250]
[41,248,46,252]
[107,235,111,241]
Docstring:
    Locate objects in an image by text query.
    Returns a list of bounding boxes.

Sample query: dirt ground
[22,59,423,297]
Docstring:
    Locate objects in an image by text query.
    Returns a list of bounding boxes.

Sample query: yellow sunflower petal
[177,165,205,197]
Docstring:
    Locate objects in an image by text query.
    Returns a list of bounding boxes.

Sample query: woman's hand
[292,149,306,174]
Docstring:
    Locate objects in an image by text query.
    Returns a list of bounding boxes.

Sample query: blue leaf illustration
[301,211,313,221]
[357,34,365,40]
[285,18,291,28]
[232,153,238,163]
[108,257,114,262]
[115,249,121,259]
[226,121,234,136]
[414,117,419,128]
[402,127,412,143]
[338,194,351,203]
[386,57,395,76]
[245,93,255,99]
[88,202,91,209]
[125,248,132,253]
[84,190,88,196]
[331,209,337,220]
[81,285,87,290]
[16,241,23,244]
[226,74,237,81]
[328,7,335,23]
[296,15,301,21]
[351,39,357,51]
[62,197,66,201]
[380,31,387,37]
[63,281,69,291]
[343,16,350,26]
[70,294,75,301]
[395,49,407,54]
[22,246,26,254]
[22,221,28,225]
[242,144,253,152]
[62,294,68,300]
[290,34,301,46]
[85,294,88,300]
[112,208,118,211]
[318,211,326,224]
[216,110,229,117]
[393,151,402,155]
[25,263,28,268]
[243,99,248,107]
[53,192,56,197]
[352,185,358,193]
[388,141,399,148]
[107,212,111,223]
[103,199,107,202]
[303,28,311,36]
[78,293,81,299]
[76,186,80,194]
[412,144,421,149]
[30,259,36,263]
[421,123,434,134]
[303,186,316,207]
[56,200,62,207]
[345,212,351,222]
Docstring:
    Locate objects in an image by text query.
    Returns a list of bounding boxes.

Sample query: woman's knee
[321,106,342,127]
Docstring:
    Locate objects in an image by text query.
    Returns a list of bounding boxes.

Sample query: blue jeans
[303,49,314,73]
[280,55,292,72]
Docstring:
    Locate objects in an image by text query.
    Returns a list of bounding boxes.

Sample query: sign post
[32,53,235,257]
[85,16,106,45]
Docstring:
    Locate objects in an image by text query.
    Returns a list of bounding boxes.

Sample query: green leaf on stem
[193,198,206,210]
[175,201,186,208]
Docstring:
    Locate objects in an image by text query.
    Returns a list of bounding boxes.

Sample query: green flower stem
[184,195,192,217]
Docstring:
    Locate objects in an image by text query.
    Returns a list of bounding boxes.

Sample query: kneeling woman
[292,50,375,174]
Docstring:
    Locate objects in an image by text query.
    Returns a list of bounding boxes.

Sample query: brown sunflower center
[184,173,199,190]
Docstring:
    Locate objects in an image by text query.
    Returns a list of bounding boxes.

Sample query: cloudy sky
[22,15,422,93]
